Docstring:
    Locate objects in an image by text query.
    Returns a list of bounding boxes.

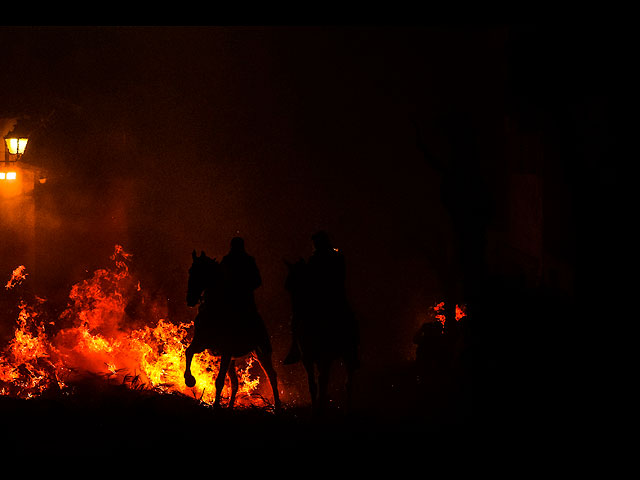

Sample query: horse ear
[192,250,197,261]
[201,250,206,258]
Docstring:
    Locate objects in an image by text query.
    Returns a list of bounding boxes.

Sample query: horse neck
[201,283,214,300]
[197,264,221,302]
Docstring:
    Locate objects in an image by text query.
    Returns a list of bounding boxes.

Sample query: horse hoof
[184,374,196,388]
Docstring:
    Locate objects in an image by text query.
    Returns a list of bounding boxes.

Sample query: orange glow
[432,301,467,329]
[5,265,28,290]
[433,301,446,326]
[0,246,266,408]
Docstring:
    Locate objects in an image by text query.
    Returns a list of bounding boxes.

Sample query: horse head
[187,250,219,307]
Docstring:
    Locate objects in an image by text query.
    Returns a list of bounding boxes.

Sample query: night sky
[0,25,624,432]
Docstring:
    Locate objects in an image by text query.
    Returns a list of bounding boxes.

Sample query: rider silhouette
[284,231,356,365]
[307,231,347,307]
[220,237,262,318]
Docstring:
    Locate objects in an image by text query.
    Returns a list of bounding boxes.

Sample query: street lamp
[2,131,28,183]
[4,133,29,163]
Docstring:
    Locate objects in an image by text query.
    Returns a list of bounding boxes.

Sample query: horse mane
[191,251,219,269]
[201,255,219,267]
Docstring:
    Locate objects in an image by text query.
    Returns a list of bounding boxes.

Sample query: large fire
[0,245,265,408]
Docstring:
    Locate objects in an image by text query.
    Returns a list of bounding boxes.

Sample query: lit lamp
[4,134,29,162]
[2,131,29,185]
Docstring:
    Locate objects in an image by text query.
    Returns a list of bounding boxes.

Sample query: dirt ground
[0,361,476,460]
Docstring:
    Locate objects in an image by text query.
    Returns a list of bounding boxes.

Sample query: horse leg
[317,359,331,416]
[228,359,238,409]
[184,343,198,387]
[345,360,357,414]
[303,358,317,411]
[256,350,281,411]
[214,354,232,409]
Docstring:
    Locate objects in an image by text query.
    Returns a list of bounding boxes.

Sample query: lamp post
[2,130,29,190]
[1,124,38,284]
[2,132,28,184]
[4,134,29,162]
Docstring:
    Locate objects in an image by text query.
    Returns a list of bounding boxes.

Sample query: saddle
[194,306,269,357]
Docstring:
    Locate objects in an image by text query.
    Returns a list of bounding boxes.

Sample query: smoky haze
[1,26,509,371]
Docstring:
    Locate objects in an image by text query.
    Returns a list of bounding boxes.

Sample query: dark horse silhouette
[184,250,280,410]
[284,258,359,414]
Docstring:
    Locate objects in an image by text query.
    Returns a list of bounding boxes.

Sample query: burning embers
[432,301,467,329]
[0,245,264,408]
[5,265,27,290]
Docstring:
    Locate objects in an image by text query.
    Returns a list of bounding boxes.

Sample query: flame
[0,245,265,408]
[5,265,28,290]
[432,302,466,329]
[0,299,62,397]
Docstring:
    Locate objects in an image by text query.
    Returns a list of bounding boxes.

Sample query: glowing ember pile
[0,245,264,408]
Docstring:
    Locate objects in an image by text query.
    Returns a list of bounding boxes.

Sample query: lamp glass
[5,137,28,155]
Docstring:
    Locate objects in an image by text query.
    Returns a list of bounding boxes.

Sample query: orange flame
[5,265,28,290]
[0,246,265,408]
[432,302,466,330]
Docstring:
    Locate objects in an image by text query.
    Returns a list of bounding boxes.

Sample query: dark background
[0,24,625,434]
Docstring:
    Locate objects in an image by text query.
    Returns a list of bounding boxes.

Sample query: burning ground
[0,245,266,408]
[0,245,299,455]
[0,245,472,456]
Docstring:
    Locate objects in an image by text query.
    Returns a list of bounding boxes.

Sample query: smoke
[4,27,494,372]
[0,117,18,138]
